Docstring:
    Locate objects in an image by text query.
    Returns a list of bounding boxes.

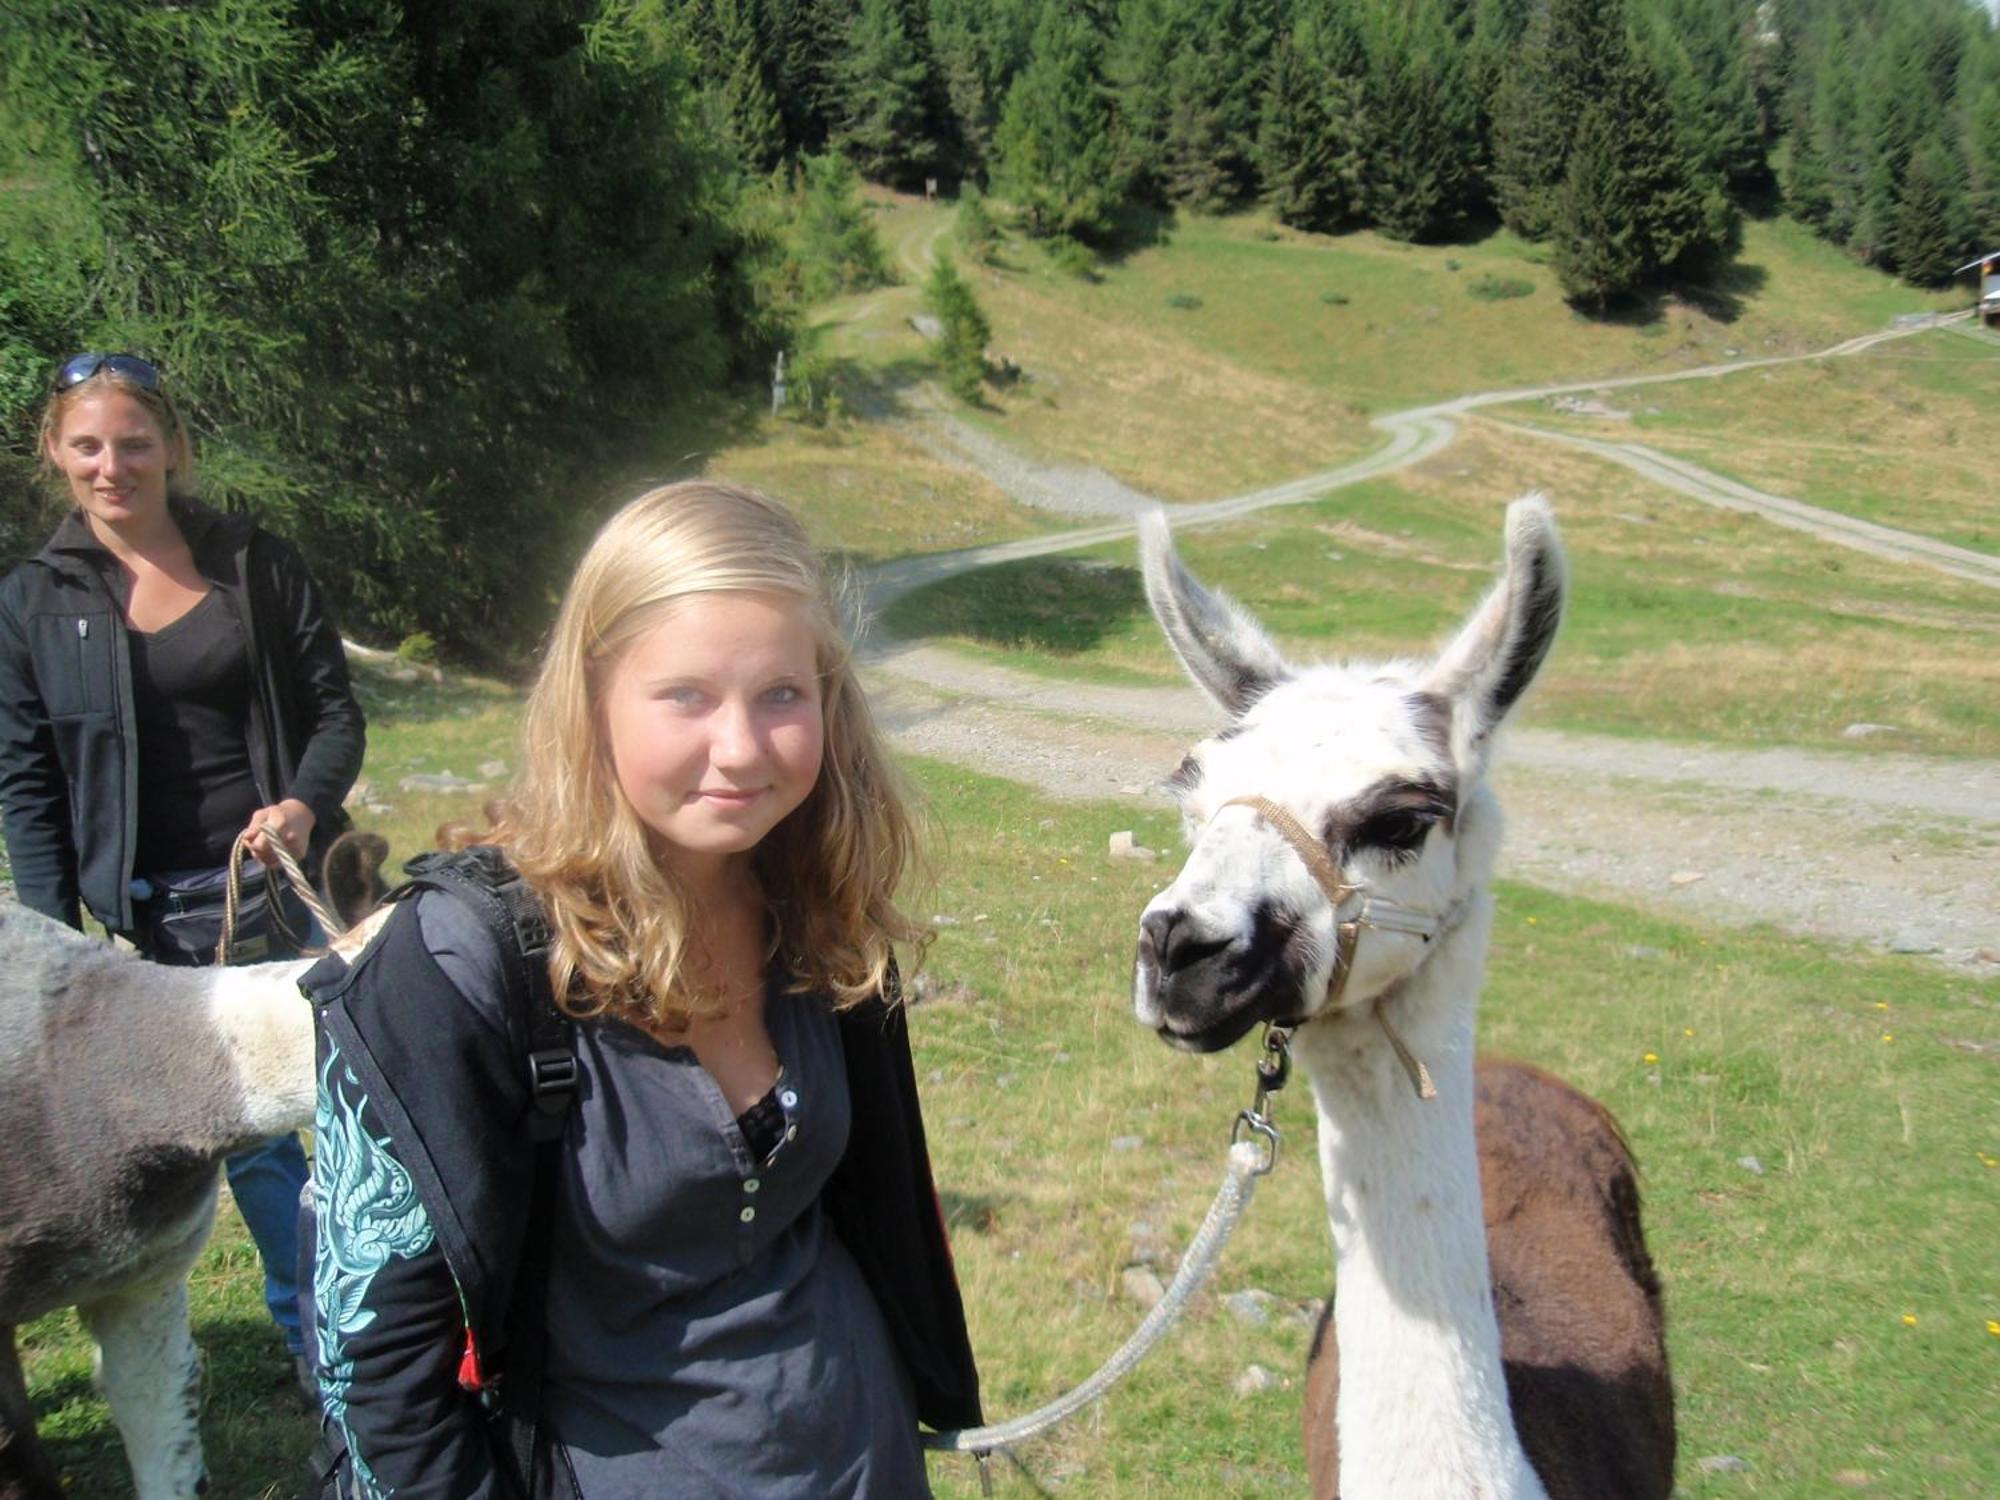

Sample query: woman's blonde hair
[39,363,197,495]
[501,480,927,1028]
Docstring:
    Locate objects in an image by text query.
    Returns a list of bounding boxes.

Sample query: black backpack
[299,848,578,1499]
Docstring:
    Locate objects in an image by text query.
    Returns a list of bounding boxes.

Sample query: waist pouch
[131,864,313,966]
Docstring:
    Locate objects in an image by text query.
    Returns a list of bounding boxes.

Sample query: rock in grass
[1233,1365,1277,1397]
[1109,830,1158,861]
[1842,722,1900,740]
[398,771,487,794]
[1698,1455,1751,1474]
[1736,1156,1764,1176]
[1222,1289,1276,1326]
[1120,1266,1166,1310]
[1668,871,1706,888]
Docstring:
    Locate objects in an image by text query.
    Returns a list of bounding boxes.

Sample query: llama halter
[1216,794,1450,1100]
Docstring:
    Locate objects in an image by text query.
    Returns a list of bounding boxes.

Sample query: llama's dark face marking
[1133,669,1468,1049]
[1133,498,1565,1053]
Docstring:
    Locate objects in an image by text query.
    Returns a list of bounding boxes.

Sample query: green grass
[22,754,1995,1498]
[884,443,2000,757]
[837,199,1964,504]
[903,761,2000,1496]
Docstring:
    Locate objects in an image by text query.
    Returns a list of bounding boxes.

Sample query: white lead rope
[924,1027,1291,1491]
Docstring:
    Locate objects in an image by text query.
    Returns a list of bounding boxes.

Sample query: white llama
[1132,498,1674,1499]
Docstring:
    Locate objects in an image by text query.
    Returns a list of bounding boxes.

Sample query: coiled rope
[217,826,346,965]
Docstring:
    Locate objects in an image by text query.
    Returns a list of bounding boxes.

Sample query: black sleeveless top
[127,589,263,872]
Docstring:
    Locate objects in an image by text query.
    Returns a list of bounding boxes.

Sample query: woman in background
[0,351,366,1385]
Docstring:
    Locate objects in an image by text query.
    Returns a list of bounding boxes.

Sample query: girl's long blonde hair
[501,481,926,1028]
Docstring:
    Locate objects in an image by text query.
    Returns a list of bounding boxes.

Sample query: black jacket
[303,899,982,1499]
[0,497,364,929]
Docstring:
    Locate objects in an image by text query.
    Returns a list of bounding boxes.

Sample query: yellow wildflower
[1902,1314,1918,1327]
[1987,1320,1999,1338]
[1881,1033,1895,1044]
[1643,1052,1659,1065]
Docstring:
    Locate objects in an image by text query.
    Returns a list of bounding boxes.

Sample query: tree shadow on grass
[1088,201,1178,269]
[883,559,1147,654]
[1568,256,1772,328]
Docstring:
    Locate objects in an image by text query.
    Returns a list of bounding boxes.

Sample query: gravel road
[857,311,2000,972]
[865,644,2000,970]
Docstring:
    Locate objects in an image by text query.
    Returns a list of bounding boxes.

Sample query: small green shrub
[1444,258,1461,272]
[957,183,999,264]
[395,631,437,663]
[1467,274,1536,301]
[927,254,993,403]
[1320,290,1350,306]
[1165,291,1203,310]
[1047,236,1099,281]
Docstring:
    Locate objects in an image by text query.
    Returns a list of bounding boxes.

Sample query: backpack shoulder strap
[400,848,574,1141]
[399,847,578,1496]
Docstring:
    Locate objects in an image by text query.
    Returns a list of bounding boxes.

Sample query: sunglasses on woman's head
[55,353,161,392]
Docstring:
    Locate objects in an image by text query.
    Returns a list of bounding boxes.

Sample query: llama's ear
[1421,495,1566,766]
[1140,509,1291,719]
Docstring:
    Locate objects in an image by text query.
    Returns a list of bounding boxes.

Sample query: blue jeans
[224,1133,310,1356]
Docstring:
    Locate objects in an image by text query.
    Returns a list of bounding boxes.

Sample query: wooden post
[925,177,938,204]
[771,350,787,415]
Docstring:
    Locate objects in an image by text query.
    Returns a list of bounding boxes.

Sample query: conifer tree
[1966,77,2000,247]
[768,0,853,156]
[712,0,785,173]
[837,0,945,185]
[1553,105,1643,305]
[1854,17,1933,267]
[1893,134,1968,286]
[1258,0,1368,231]
[930,0,1025,179]
[1360,0,1482,241]
[991,0,1124,238]
[1108,0,1193,200]
[0,0,747,651]
[925,252,992,400]
[1488,4,1569,237]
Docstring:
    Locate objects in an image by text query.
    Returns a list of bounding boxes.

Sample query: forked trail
[857,316,2000,969]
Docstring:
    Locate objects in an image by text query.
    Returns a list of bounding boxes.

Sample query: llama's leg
[79,1277,207,1500]
[0,1325,65,1500]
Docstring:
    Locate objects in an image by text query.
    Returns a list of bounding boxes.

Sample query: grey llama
[0,836,385,1500]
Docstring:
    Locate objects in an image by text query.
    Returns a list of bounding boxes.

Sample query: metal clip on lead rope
[1233,1022,1293,1175]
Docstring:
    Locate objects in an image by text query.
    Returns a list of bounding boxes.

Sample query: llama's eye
[1355,810,1436,854]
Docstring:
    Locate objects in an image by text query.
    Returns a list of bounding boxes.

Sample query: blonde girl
[305,482,980,1500]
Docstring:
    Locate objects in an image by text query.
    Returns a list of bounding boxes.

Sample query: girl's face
[46,389,174,535]
[600,590,826,886]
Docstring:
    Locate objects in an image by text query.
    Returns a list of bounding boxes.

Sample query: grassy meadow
[20,751,1998,1497]
[1491,333,2000,555]
[14,195,2000,1496]
[885,418,2000,759]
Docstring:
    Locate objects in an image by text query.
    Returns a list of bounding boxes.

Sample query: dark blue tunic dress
[415,894,927,1497]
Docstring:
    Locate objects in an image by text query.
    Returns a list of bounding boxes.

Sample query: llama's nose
[1139,907,1226,977]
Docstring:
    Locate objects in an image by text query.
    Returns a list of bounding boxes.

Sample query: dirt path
[851,250,2000,968]
[865,644,2000,969]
